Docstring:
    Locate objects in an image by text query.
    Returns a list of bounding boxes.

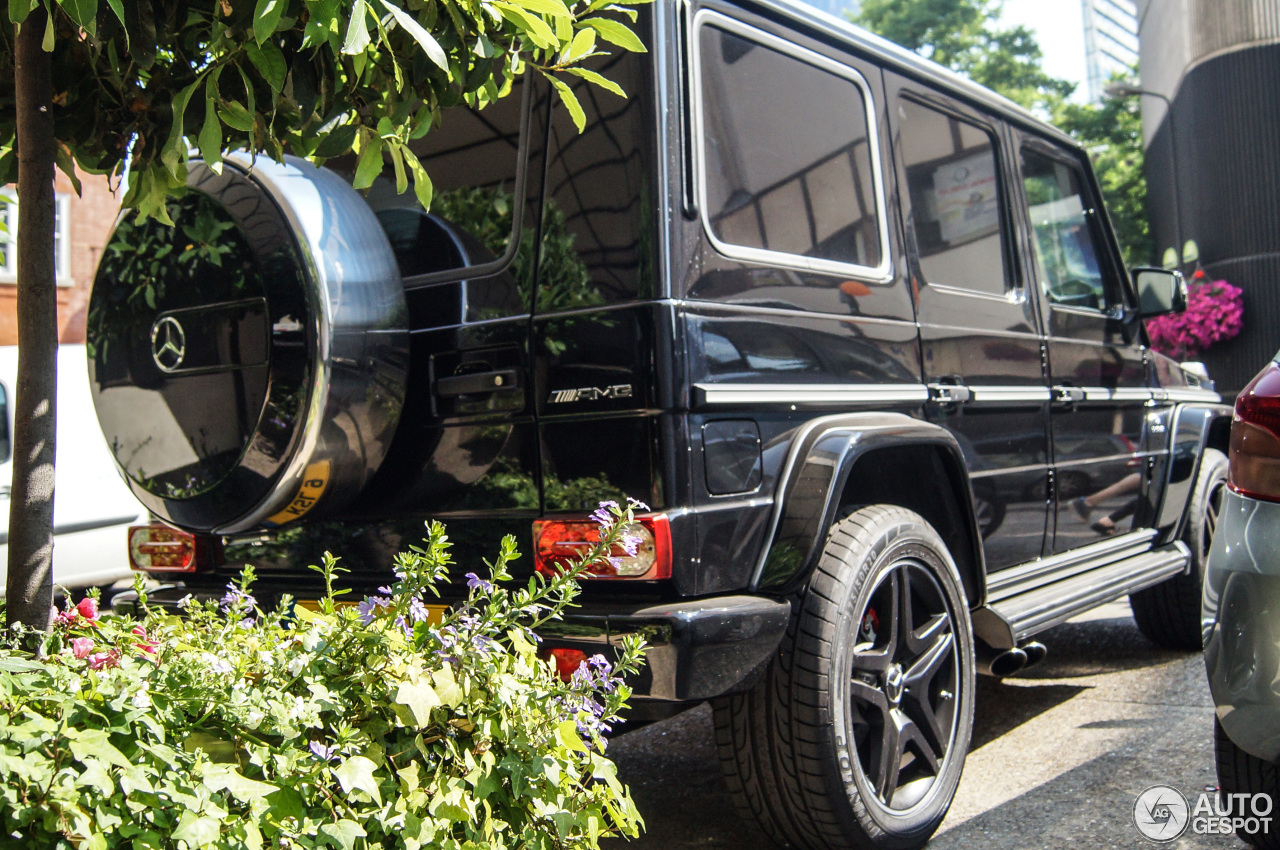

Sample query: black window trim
[689,9,892,282]
[895,89,1024,306]
[398,77,536,291]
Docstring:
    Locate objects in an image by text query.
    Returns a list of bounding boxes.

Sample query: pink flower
[1146,278,1243,359]
[131,625,158,657]
[69,638,94,659]
[87,650,118,670]
[76,597,99,622]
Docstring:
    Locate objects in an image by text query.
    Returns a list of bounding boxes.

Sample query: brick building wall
[0,172,119,346]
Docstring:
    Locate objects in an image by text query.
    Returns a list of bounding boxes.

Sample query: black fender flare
[1152,402,1233,544]
[748,412,986,603]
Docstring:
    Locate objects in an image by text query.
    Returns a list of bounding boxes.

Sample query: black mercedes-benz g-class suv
[90,0,1230,846]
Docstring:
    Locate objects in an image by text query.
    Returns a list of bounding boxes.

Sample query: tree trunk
[5,6,58,632]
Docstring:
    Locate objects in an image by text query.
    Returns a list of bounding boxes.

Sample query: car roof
[729,0,1079,149]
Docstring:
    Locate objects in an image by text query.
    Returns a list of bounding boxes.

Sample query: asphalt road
[603,599,1241,850]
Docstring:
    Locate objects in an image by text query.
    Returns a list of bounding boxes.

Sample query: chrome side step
[973,541,1190,648]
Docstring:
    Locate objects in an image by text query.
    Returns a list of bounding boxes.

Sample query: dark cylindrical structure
[1138,0,1280,394]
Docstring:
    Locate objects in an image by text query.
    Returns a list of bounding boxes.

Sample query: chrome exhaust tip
[1020,641,1048,669]
[976,643,1028,677]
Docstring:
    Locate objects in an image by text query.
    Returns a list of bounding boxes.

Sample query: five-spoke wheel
[714,505,974,850]
[846,560,961,811]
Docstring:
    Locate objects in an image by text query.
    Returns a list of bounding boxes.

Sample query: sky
[1000,0,1090,100]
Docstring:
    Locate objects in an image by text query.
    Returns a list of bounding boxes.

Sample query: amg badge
[547,383,634,404]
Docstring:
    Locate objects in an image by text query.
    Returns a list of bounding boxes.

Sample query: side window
[898,98,1008,296]
[543,46,654,307]
[1020,147,1111,310]
[696,17,885,275]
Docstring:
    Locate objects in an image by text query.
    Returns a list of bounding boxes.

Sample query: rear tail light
[128,524,203,573]
[542,647,589,681]
[1230,361,1280,502]
[533,514,672,579]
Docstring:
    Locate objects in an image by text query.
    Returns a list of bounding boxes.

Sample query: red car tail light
[1230,360,1280,502]
[542,647,589,682]
[533,514,672,580]
[128,524,201,573]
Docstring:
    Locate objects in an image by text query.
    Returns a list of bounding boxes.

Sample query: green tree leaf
[244,41,287,92]
[353,134,384,189]
[374,0,450,72]
[578,17,646,52]
[60,0,98,34]
[160,81,199,179]
[7,0,34,24]
[548,75,586,131]
[563,67,623,98]
[510,0,574,20]
[253,0,286,45]
[341,0,372,54]
[198,90,223,171]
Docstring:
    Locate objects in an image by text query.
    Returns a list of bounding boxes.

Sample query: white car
[0,344,147,596]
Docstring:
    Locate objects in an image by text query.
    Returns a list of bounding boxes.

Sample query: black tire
[1130,447,1228,650]
[1216,718,1280,849]
[713,506,975,850]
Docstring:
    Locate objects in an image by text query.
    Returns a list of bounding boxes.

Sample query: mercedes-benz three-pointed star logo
[150,315,186,372]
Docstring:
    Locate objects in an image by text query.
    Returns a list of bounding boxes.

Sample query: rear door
[339,78,552,534]
[885,74,1050,571]
[1011,131,1152,554]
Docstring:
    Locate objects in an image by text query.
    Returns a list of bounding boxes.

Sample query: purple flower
[471,634,493,655]
[588,654,611,673]
[407,597,430,623]
[465,573,494,593]
[356,595,391,625]
[220,584,255,612]
[590,500,619,526]
[627,497,650,512]
[377,585,393,595]
[309,741,338,762]
[619,532,642,557]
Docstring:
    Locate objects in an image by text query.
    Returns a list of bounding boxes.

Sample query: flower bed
[1,505,648,850]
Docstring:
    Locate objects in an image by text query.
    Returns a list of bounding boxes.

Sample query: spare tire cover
[87,155,409,534]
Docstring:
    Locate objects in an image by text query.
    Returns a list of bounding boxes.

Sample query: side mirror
[1134,267,1187,318]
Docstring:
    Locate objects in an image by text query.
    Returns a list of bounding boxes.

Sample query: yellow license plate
[293,599,450,625]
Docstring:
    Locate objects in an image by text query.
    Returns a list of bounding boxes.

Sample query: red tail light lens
[1230,361,1280,502]
[533,514,672,579]
[542,648,589,682]
[128,524,200,573]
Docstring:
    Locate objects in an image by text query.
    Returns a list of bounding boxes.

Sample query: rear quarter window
[694,13,888,279]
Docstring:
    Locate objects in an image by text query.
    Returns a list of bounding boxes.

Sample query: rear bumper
[115,587,791,703]
[1204,488,1280,762]
[543,595,792,702]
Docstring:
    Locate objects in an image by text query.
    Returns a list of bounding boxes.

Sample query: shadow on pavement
[602,608,1212,850]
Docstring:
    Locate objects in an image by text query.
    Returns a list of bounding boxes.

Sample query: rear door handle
[1052,385,1086,404]
[928,383,972,404]
[437,369,519,397]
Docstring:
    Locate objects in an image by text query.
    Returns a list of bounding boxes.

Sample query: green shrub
[0,504,648,849]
